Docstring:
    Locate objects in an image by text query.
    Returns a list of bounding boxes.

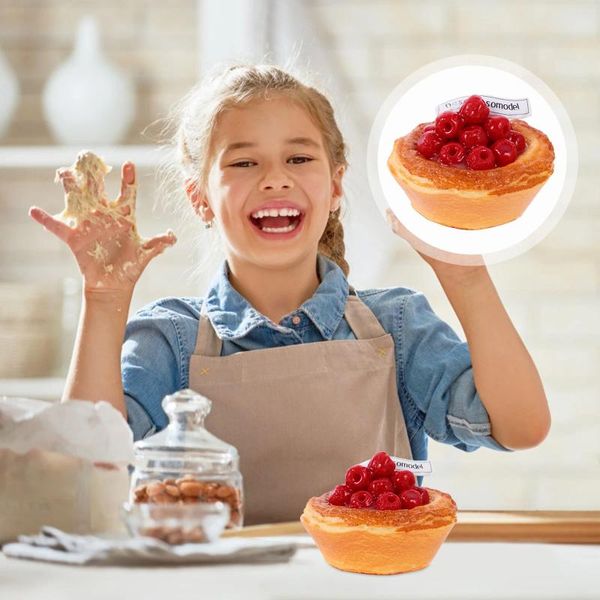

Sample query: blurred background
[0,0,598,509]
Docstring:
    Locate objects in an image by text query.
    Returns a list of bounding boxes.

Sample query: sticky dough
[55,150,154,286]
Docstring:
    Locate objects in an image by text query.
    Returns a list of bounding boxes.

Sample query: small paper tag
[358,456,433,475]
[436,95,531,118]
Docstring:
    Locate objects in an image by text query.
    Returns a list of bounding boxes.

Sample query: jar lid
[134,389,239,472]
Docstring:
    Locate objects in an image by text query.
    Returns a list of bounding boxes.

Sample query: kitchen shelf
[0,145,170,169]
[0,377,64,401]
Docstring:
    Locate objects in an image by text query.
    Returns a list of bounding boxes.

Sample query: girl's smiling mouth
[248,203,306,239]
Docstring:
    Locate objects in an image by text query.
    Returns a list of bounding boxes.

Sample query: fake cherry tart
[387,94,555,229]
[300,450,458,575]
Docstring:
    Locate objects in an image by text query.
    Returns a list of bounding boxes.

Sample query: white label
[436,95,531,118]
[358,456,433,475]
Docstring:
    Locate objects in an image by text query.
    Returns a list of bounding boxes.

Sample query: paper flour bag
[0,397,134,543]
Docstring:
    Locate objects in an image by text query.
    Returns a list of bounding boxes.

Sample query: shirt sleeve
[400,292,513,453]
[121,305,183,440]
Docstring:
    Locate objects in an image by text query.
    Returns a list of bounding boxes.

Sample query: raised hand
[29,152,177,294]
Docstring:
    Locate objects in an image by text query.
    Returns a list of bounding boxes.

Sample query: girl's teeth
[261,221,299,233]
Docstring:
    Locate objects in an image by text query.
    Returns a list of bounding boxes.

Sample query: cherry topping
[345,465,373,491]
[435,111,464,140]
[328,484,353,506]
[400,488,422,509]
[484,116,511,141]
[348,490,374,508]
[458,95,490,125]
[422,123,436,133]
[392,470,416,493]
[439,142,465,165]
[506,130,526,154]
[491,138,518,167]
[416,130,443,159]
[459,125,488,150]
[367,451,396,478]
[466,145,495,170]
[368,478,394,497]
[413,486,430,505]
[375,491,402,510]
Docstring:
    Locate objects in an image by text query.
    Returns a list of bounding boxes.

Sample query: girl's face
[193,96,344,270]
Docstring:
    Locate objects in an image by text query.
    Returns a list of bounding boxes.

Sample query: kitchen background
[0,0,598,509]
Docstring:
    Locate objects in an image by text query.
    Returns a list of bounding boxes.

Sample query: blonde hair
[160,64,350,277]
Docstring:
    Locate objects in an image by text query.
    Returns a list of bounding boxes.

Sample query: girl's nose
[259,167,293,191]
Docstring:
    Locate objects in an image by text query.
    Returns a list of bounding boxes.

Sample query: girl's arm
[430,263,550,450]
[30,162,176,419]
[386,210,550,450]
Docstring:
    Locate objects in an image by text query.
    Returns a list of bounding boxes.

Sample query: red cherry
[368,478,394,497]
[392,470,416,493]
[345,465,372,491]
[422,123,436,133]
[458,95,490,125]
[459,125,488,150]
[375,491,402,510]
[416,131,443,159]
[400,488,422,509]
[484,116,511,141]
[435,111,464,140]
[506,130,526,154]
[491,138,518,166]
[328,484,353,506]
[413,486,430,505]
[348,490,374,509]
[466,145,496,170]
[367,451,396,478]
[439,142,465,166]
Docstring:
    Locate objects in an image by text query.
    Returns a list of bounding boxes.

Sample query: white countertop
[1,541,599,600]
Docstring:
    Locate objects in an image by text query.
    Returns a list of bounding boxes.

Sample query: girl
[29,64,550,525]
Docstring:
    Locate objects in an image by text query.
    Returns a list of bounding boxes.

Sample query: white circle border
[367,54,579,266]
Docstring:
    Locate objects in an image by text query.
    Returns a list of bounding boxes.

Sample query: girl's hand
[385,208,485,283]
[29,161,177,295]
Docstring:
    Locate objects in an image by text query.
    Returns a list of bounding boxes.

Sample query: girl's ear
[185,179,215,221]
[330,165,345,212]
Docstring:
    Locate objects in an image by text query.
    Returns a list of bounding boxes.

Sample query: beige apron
[189,290,413,525]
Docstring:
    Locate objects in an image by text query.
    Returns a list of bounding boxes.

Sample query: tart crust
[301,488,457,575]
[387,120,555,229]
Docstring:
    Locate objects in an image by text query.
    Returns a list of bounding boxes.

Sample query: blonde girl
[30,64,550,524]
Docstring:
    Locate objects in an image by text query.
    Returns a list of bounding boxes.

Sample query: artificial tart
[387,95,555,230]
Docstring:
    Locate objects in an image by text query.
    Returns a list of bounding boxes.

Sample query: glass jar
[129,389,243,529]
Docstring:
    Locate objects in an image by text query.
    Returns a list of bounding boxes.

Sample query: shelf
[0,377,65,401]
[0,145,170,169]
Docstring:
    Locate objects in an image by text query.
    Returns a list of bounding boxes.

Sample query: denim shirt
[123,254,511,461]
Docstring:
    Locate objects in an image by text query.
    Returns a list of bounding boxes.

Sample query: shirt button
[291,315,301,325]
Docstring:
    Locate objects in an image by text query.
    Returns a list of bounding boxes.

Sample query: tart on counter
[301,452,457,575]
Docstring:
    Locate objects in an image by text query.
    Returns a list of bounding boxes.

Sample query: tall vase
[42,16,135,145]
[0,45,20,140]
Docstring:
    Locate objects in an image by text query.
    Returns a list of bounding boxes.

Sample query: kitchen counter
[2,511,599,600]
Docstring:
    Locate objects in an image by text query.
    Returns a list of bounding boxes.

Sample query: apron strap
[343,293,387,340]
[195,302,223,357]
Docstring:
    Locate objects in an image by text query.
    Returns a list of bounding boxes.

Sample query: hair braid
[318,208,349,277]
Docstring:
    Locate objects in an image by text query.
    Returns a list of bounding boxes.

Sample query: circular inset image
[367,55,578,265]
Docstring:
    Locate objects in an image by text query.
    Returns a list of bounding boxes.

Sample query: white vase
[42,16,135,145]
[0,45,20,140]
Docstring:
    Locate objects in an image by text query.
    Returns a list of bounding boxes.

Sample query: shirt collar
[202,253,349,340]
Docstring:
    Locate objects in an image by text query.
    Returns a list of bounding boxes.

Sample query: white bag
[0,397,134,543]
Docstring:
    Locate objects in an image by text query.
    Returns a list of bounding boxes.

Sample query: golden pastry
[300,452,457,575]
[387,95,555,230]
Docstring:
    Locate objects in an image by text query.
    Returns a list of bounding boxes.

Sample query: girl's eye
[288,156,313,164]
[231,160,256,168]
